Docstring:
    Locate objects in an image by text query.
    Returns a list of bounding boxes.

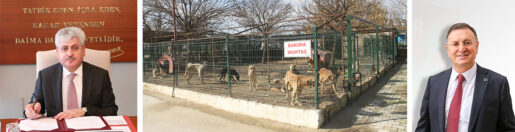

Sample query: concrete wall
[0,63,137,118]
[411,0,515,131]
[144,83,324,128]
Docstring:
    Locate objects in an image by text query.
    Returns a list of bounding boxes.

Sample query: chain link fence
[143,15,399,109]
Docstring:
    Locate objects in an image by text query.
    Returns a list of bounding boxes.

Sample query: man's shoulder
[478,65,507,81]
[39,63,62,74]
[429,68,452,80]
[83,62,109,75]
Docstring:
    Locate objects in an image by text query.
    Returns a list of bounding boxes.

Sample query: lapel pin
[484,78,488,82]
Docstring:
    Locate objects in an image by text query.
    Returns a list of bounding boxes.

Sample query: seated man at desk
[24,27,118,120]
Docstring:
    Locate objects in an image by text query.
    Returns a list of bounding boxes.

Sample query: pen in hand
[31,97,37,119]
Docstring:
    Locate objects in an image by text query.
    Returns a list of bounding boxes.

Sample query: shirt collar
[63,63,83,78]
[451,63,477,82]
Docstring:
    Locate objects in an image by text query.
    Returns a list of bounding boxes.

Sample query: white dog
[184,61,207,85]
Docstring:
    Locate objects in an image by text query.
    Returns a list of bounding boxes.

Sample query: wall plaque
[0,0,136,64]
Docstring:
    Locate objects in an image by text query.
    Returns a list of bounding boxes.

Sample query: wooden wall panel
[0,0,136,64]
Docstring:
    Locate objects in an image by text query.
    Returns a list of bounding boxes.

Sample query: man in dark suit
[24,27,117,120]
[416,23,515,131]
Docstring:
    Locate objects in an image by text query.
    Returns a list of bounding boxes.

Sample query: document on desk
[65,116,106,129]
[19,118,59,131]
[103,116,127,125]
[79,126,131,132]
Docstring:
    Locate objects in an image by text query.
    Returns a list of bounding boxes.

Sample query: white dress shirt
[62,63,83,111]
[445,63,477,132]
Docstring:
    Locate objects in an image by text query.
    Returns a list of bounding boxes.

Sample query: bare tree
[297,0,390,81]
[390,0,406,13]
[144,0,173,42]
[388,0,407,33]
[363,0,388,26]
[299,0,363,70]
[232,0,293,63]
[298,0,389,32]
[144,0,234,38]
[299,0,364,31]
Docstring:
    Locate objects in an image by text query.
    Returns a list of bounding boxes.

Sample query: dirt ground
[144,58,387,109]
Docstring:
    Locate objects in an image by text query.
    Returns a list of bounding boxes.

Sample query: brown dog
[248,65,257,91]
[307,57,325,72]
[284,66,315,106]
[318,68,338,95]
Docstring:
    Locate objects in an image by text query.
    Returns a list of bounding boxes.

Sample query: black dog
[218,68,240,82]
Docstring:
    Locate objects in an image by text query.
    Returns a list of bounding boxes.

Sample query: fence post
[225,34,231,97]
[351,32,356,80]
[346,15,353,97]
[375,26,380,76]
[171,42,177,97]
[393,30,398,60]
[391,35,395,64]
[313,26,319,109]
[379,37,386,68]
[370,35,374,74]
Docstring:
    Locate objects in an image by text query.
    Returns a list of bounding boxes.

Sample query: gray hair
[54,27,86,48]
[447,23,478,40]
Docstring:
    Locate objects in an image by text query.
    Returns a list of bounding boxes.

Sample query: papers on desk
[65,116,106,129]
[80,126,131,132]
[18,116,134,132]
[103,116,127,125]
[19,118,59,131]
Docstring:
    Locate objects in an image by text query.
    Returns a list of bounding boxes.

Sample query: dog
[184,61,207,85]
[217,67,240,82]
[318,68,339,95]
[307,55,325,72]
[152,54,173,78]
[284,69,315,106]
[248,65,257,91]
[289,64,300,74]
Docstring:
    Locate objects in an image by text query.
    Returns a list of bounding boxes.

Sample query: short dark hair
[446,23,478,40]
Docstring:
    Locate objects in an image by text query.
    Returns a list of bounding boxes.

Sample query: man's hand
[25,103,42,119]
[54,109,85,120]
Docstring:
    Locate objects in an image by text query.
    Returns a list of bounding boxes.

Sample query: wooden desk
[0,119,17,132]
[1,116,137,132]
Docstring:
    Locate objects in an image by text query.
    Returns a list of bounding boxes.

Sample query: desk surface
[0,116,137,132]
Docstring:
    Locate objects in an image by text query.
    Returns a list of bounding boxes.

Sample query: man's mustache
[65,56,76,60]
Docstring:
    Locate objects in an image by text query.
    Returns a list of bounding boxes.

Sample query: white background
[410,0,515,131]
[284,40,311,58]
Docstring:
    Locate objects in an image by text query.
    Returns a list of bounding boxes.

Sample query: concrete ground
[144,93,278,132]
[322,63,407,132]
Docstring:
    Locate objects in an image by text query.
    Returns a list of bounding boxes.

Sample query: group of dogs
[155,59,341,106]
[182,61,243,85]
[283,64,341,106]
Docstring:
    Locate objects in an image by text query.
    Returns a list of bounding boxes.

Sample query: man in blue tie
[416,23,515,132]
[24,27,117,120]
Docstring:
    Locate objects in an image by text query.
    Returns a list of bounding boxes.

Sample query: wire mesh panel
[339,15,399,99]
[143,15,399,109]
[143,42,175,85]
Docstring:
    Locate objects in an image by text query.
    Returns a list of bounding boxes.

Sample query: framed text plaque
[0,0,136,64]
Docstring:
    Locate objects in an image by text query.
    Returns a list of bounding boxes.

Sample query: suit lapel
[438,68,452,131]
[82,62,91,107]
[54,64,64,112]
[468,65,489,131]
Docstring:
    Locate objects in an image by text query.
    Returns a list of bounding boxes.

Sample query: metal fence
[143,15,399,109]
